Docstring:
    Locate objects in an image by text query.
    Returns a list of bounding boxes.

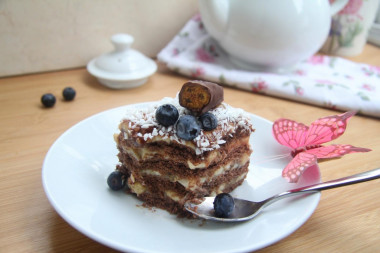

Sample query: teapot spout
[198,0,229,41]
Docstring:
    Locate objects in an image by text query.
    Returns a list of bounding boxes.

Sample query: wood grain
[0,44,379,253]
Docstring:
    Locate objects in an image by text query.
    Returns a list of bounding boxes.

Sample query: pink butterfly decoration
[272,111,371,183]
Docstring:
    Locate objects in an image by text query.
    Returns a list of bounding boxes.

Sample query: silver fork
[184,167,380,222]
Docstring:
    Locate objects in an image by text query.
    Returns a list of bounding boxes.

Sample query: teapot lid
[87,33,157,88]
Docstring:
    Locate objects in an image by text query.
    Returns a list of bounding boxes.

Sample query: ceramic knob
[111,33,134,52]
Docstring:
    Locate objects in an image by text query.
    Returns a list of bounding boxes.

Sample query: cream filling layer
[163,170,248,203]
[118,135,250,170]
[209,172,248,196]
[121,143,222,169]
[129,169,249,203]
[140,153,250,192]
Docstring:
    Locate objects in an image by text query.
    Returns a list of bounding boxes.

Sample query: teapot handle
[330,0,349,16]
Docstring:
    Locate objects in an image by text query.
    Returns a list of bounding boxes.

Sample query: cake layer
[117,148,251,193]
[116,136,251,215]
[117,161,249,216]
[116,130,251,169]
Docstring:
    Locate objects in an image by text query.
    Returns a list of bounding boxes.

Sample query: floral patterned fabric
[157,14,380,118]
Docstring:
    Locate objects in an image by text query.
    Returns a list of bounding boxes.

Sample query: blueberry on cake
[110,80,254,216]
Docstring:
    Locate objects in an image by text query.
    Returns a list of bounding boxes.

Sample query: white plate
[42,103,321,253]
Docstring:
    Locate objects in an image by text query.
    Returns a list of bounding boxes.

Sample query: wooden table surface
[1,44,379,253]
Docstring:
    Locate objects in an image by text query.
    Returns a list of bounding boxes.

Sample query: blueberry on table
[62,87,76,101]
[41,93,56,108]
[155,104,179,126]
[199,112,218,131]
[107,171,126,191]
[176,115,201,140]
[213,193,235,218]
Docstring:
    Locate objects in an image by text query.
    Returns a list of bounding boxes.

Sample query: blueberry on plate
[41,93,56,108]
[199,112,218,131]
[213,193,235,218]
[107,171,126,191]
[176,115,201,140]
[62,87,76,101]
[155,104,179,127]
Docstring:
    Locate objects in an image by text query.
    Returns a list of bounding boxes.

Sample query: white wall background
[0,0,198,77]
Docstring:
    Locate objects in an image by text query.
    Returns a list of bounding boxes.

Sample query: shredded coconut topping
[119,96,253,154]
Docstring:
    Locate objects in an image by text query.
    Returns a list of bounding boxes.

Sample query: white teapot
[199,0,348,72]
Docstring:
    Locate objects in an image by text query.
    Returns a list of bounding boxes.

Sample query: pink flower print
[172,48,180,57]
[370,65,380,74]
[361,65,380,77]
[296,87,304,96]
[192,14,204,29]
[283,80,304,96]
[308,55,325,65]
[251,79,268,93]
[196,48,215,63]
[338,0,363,15]
[192,13,202,22]
[324,101,337,110]
[294,69,306,76]
[191,67,205,77]
[361,84,376,91]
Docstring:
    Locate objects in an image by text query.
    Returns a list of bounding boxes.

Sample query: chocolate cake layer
[116,130,251,170]
[117,161,249,217]
[114,95,254,216]
[117,144,251,193]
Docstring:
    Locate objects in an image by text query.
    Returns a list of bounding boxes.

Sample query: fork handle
[264,167,380,207]
[292,167,380,193]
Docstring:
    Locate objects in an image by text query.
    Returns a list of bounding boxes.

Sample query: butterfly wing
[275,111,370,183]
[282,152,317,183]
[304,111,356,146]
[272,118,309,149]
[306,144,371,159]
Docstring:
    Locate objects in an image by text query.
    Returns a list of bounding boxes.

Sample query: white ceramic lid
[87,33,157,87]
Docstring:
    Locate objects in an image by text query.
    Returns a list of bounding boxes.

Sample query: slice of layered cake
[111,80,254,216]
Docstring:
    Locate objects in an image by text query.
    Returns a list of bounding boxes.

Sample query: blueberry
[176,115,201,140]
[213,193,235,218]
[107,171,126,191]
[41,93,56,108]
[155,104,179,127]
[63,87,76,101]
[199,112,218,131]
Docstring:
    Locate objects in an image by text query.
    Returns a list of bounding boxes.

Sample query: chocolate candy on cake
[179,80,224,115]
